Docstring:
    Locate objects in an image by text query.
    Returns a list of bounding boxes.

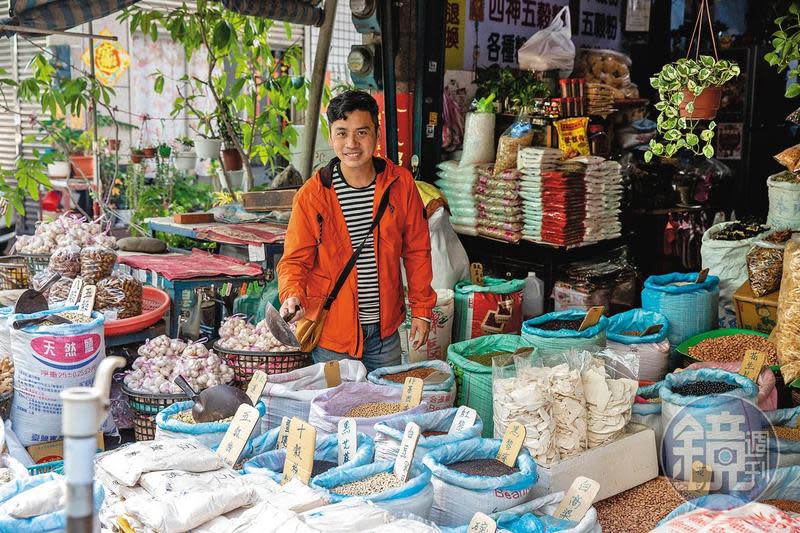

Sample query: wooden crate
[240,188,297,212]
[733,280,779,334]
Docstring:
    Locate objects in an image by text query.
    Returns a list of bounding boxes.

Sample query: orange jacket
[277,156,436,357]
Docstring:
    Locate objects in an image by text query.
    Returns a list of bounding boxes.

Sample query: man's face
[329,110,378,171]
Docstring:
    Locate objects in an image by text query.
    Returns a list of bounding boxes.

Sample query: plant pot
[130,153,143,164]
[158,145,172,158]
[679,86,722,120]
[47,161,71,179]
[142,147,156,158]
[226,169,246,188]
[175,151,197,171]
[194,137,222,159]
[108,139,120,151]
[69,155,94,179]
[221,148,243,171]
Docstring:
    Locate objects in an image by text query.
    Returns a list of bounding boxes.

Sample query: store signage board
[67,278,84,306]
[578,306,605,331]
[337,418,358,465]
[217,404,260,468]
[282,417,316,485]
[497,421,526,467]
[554,476,600,521]
[400,377,424,410]
[393,422,421,482]
[739,350,766,382]
[245,371,268,405]
[324,361,342,388]
[276,416,291,450]
[467,513,497,533]
[78,285,96,316]
[449,406,478,434]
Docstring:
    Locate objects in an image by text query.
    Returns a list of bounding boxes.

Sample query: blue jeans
[312,324,401,373]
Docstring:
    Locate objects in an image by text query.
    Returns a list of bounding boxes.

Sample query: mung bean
[331,472,402,496]
[344,402,403,418]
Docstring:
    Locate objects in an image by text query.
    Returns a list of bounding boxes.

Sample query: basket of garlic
[122,335,236,441]
[213,315,311,388]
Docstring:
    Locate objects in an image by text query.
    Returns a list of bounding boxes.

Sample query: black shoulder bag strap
[323,183,392,311]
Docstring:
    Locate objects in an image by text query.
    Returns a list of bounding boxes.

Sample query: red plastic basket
[104,286,170,337]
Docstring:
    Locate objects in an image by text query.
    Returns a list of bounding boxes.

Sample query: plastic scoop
[265,302,301,348]
[173,375,253,423]
[13,273,62,315]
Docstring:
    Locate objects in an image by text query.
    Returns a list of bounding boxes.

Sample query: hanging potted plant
[219,100,243,171]
[174,136,196,171]
[645,0,740,161]
[130,148,144,164]
[142,145,156,158]
[107,138,120,151]
[158,142,172,158]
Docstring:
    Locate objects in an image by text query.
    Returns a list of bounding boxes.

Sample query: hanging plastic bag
[428,208,470,292]
[518,6,575,74]
[453,277,525,342]
[242,432,374,483]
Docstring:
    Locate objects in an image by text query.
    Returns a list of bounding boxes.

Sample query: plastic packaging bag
[453,277,525,342]
[461,112,496,167]
[581,362,637,448]
[747,239,786,297]
[765,407,800,467]
[259,360,368,432]
[554,117,590,158]
[79,245,117,285]
[495,117,534,172]
[685,361,776,411]
[521,309,608,358]
[367,360,456,412]
[45,278,74,307]
[775,240,800,382]
[422,437,537,526]
[47,244,81,278]
[641,272,719,346]
[312,461,434,519]
[308,382,428,437]
[155,400,266,449]
[767,172,800,230]
[242,432,374,483]
[373,407,484,463]
[631,381,664,445]
[427,207,470,292]
[518,6,575,74]
[399,289,456,363]
[95,273,142,319]
[605,309,671,382]
[774,144,800,173]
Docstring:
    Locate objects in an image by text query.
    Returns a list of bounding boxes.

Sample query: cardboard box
[530,423,658,502]
[27,433,105,465]
[733,281,779,334]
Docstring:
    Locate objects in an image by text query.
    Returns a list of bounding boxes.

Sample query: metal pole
[412,0,425,162]
[0,24,118,40]
[88,21,100,215]
[380,0,398,163]
[300,0,338,180]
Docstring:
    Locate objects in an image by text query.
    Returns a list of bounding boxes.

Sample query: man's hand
[280,296,305,323]
[409,317,431,351]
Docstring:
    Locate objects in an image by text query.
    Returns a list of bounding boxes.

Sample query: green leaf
[700,129,714,141]
[652,143,665,155]
[701,56,715,67]
[703,144,715,158]
[686,133,699,146]
[787,83,800,98]
[213,21,233,50]
[665,144,678,157]
[685,102,695,114]
[791,3,799,15]
[230,77,246,99]
[664,130,681,141]
[154,74,164,94]
[644,151,654,163]
[671,92,685,105]
[709,121,717,130]
[698,68,711,81]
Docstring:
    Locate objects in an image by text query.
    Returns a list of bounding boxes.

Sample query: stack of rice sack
[560,157,623,243]
[434,161,487,236]
[476,166,523,243]
[518,147,563,243]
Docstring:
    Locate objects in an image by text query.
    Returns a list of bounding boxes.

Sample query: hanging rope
[685,0,719,61]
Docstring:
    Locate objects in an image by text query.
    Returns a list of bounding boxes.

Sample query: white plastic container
[522,271,545,320]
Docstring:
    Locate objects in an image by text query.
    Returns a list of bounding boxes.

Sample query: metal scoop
[14,273,62,315]
[265,302,300,348]
[174,375,252,423]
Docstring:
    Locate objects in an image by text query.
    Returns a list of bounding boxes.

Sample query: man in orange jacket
[277,91,436,372]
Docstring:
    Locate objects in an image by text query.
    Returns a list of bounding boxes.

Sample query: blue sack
[422,437,538,526]
[521,309,608,357]
[368,360,455,393]
[606,309,670,345]
[641,272,719,346]
[766,408,800,467]
[761,465,800,501]
[373,407,484,462]
[312,460,434,519]
[242,432,374,482]
[631,381,665,444]
[156,400,266,449]
[0,473,104,532]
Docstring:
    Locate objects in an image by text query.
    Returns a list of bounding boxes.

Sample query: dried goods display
[775,143,800,173]
[382,368,436,383]
[344,402,404,418]
[79,245,117,285]
[0,357,12,395]
[47,244,81,278]
[776,241,800,382]
[582,364,637,448]
[594,477,685,533]
[172,410,233,424]
[446,459,518,477]
[331,472,403,495]
[46,277,74,306]
[687,334,778,365]
[711,221,769,241]
[535,319,583,331]
[217,315,298,352]
[40,312,94,326]
[124,335,235,394]
[575,49,639,98]
[96,274,143,319]
[670,380,739,396]
[15,214,116,254]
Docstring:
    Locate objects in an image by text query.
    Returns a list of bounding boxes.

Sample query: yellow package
[555,117,590,159]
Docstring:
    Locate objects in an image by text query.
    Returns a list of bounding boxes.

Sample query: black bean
[671,380,739,396]
[447,458,519,477]
[535,319,584,331]
[311,460,338,478]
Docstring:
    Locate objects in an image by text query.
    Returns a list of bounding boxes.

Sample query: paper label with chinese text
[393,422,420,482]
[245,370,268,405]
[400,377,424,411]
[448,406,478,435]
[276,416,291,450]
[496,421,526,466]
[282,417,316,485]
[337,417,357,465]
[553,476,600,522]
[467,512,497,533]
[739,349,767,382]
[216,404,260,468]
[66,278,83,306]
[78,285,96,317]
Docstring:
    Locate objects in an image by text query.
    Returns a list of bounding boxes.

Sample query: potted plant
[765,4,800,99]
[107,138,120,151]
[645,55,740,162]
[130,148,144,164]
[142,145,156,158]
[46,153,71,179]
[158,142,172,158]
[174,136,196,171]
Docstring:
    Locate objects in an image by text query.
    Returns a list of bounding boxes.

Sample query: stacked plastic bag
[569,157,623,243]
[518,147,562,243]
[474,166,524,243]
[434,161,488,236]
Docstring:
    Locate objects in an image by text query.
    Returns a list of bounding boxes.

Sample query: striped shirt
[332,164,380,325]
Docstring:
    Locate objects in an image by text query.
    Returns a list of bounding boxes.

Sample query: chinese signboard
[445,0,622,71]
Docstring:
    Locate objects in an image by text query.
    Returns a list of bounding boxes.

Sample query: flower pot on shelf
[142,147,156,158]
[158,145,172,158]
[175,151,197,171]
[47,161,71,179]
[226,169,245,189]
[108,139,120,151]
[679,86,722,120]
[130,153,144,164]
[194,137,222,159]
[69,155,94,178]
[221,148,243,171]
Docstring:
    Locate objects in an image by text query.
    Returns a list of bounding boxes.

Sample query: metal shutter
[0,0,18,170]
